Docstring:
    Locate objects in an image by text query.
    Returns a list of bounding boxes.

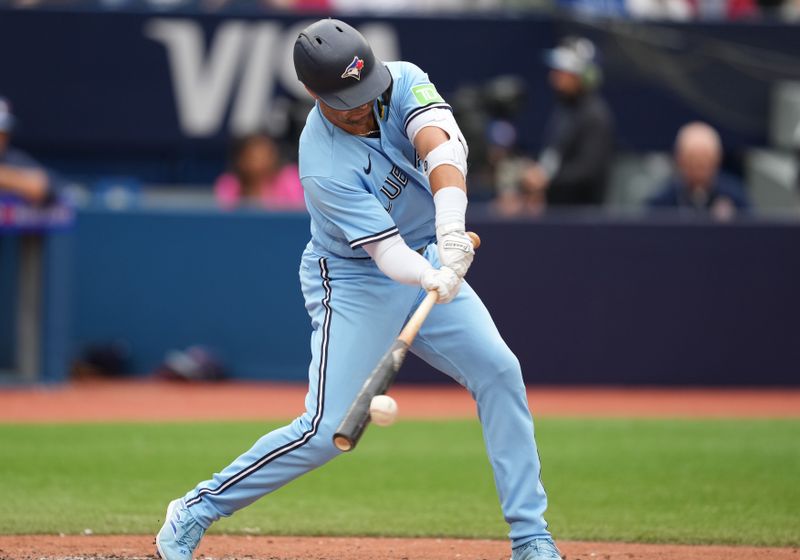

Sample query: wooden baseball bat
[333,232,481,452]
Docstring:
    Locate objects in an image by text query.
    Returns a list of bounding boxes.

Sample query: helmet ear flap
[377,76,393,121]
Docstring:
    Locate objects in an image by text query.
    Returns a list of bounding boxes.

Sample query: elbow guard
[407,108,469,179]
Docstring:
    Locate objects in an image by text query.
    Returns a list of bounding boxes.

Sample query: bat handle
[398,291,438,346]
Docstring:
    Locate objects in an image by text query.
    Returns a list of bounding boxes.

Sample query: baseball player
[156,19,560,560]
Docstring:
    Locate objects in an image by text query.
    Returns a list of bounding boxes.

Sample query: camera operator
[521,37,615,208]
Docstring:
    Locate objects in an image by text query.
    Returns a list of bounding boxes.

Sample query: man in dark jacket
[520,37,615,207]
[649,121,748,220]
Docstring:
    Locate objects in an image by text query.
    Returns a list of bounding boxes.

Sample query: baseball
[369,394,398,427]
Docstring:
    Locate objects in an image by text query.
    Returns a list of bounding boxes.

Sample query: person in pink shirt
[214,133,305,211]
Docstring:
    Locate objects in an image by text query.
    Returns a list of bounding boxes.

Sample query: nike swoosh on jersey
[363,153,372,175]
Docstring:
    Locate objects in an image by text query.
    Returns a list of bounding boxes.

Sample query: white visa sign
[145,19,400,138]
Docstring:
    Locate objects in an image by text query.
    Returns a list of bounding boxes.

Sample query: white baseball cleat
[155,498,206,560]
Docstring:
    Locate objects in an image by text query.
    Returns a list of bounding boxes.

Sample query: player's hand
[436,223,475,278]
[421,266,461,304]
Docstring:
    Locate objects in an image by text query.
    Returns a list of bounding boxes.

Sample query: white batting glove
[437,223,474,279]
[421,266,461,304]
[433,187,473,278]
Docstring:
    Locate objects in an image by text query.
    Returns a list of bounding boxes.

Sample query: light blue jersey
[299,61,450,258]
[179,60,552,552]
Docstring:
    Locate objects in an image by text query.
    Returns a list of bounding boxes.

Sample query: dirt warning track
[0,535,798,560]
[1,381,798,423]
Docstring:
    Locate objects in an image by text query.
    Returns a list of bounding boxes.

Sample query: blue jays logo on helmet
[341,56,365,81]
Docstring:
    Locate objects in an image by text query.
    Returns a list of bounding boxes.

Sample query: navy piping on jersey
[185,257,333,509]
[348,226,399,249]
[403,103,452,136]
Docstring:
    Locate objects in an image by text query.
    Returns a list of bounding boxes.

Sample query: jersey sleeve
[394,62,452,139]
[302,176,399,249]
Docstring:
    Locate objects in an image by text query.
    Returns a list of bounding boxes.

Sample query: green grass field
[0,419,797,546]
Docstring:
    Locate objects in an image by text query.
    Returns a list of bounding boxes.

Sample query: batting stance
[156,19,560,560]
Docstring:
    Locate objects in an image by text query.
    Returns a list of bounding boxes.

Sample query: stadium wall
[2,11,800,183]
[60,209,800,385]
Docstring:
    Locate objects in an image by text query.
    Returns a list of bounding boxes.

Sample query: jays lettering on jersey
[299,61,452,259]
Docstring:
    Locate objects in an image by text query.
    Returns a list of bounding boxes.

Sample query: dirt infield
[1,535,798,560]
[3,382,799,559]
[1,380,799,423]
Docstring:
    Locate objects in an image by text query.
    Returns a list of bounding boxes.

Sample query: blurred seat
[605,152,672,209]
[745,149,800,214]
[743,79,800,215]
[92,176,142,210]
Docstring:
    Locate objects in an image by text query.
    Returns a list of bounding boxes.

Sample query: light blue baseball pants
[182,244,550,547]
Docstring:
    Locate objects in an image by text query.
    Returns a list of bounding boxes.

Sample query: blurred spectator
[782,0,800,20]
[557,0,628,17]
[560,0,761,18]
[0,96,55,206]
[200,0,330,12]
[331,0,485,13]
[693,0,759,19]
[648,122,749,220]
[626,0,693,19]
[214,133,305,211]
[508,37,614,212]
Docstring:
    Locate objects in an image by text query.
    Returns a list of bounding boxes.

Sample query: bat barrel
[333,339,409,452]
